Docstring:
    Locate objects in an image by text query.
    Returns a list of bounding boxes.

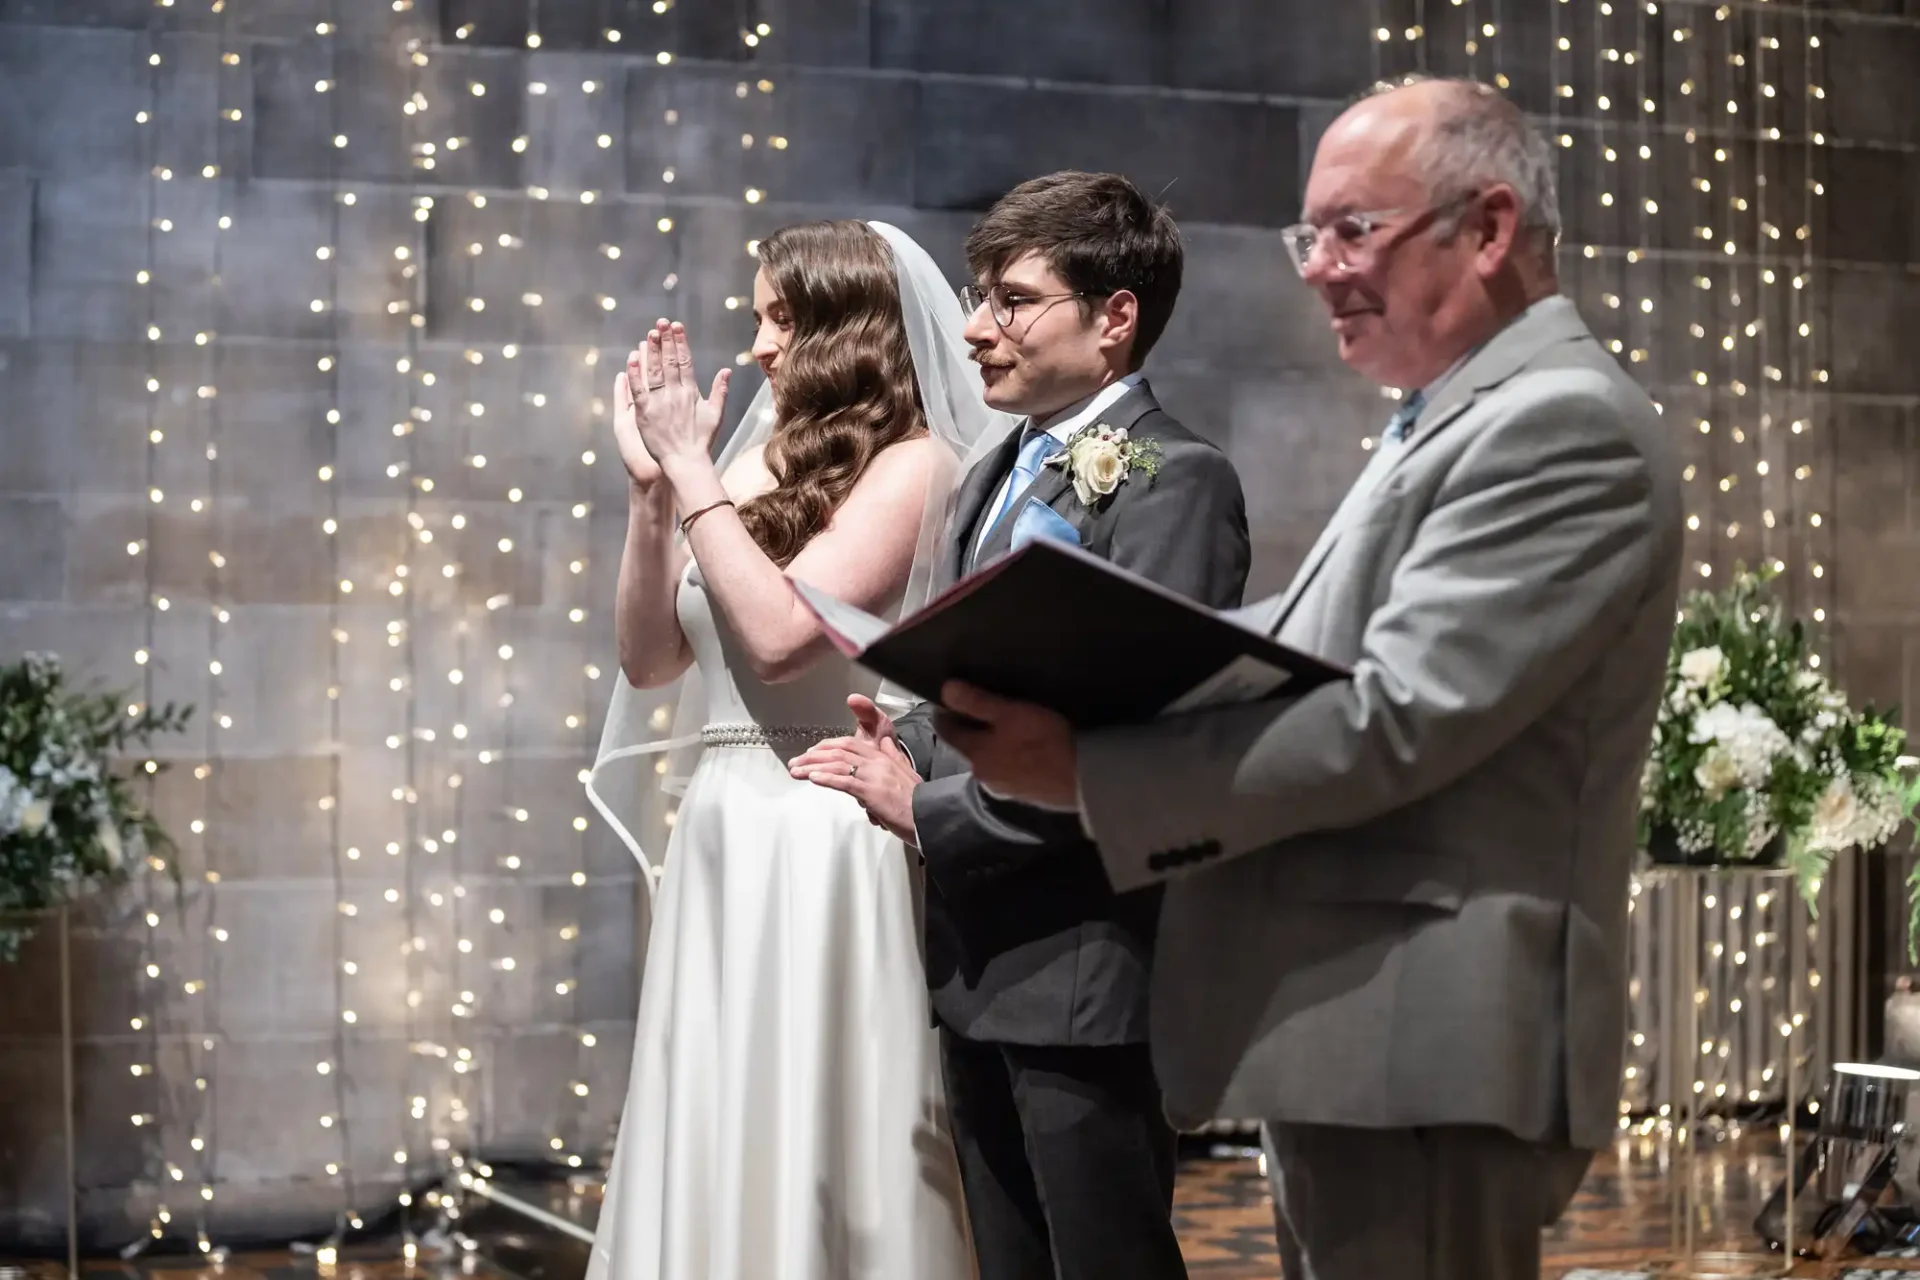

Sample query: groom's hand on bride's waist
[790,733,923,847]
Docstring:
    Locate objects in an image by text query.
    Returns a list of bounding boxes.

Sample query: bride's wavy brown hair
[737,220,926,566]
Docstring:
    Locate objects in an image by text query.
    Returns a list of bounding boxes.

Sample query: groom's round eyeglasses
[961,284,1098,332]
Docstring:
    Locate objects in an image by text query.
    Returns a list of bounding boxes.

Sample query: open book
[793,539,1345,727]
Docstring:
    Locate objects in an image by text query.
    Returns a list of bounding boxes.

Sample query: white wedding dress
[586,562,976,1280]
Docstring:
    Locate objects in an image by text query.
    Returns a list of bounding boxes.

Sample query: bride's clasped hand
[614,319,731,491]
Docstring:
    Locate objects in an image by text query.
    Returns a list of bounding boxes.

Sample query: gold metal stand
[1645,866,1797,1279]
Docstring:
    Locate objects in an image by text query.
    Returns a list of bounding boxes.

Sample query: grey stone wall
[0,0,1916,1249]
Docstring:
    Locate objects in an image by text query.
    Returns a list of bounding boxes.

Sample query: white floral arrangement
[0,653,190,961]
[1640,569,1920,939]
[1045,421,1162,508]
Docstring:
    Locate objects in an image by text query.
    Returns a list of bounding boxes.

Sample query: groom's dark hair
[966,171,1184,371]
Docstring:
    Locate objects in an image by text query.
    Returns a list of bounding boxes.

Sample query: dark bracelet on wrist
[679,499,734,536]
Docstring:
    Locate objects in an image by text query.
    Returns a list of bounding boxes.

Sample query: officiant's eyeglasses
[961,284,1100,332]
[1280,189,1482,276]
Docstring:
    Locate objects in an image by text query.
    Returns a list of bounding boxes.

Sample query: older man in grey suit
[935,78,1686,1280]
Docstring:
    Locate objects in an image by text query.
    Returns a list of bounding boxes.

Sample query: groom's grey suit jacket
[896,381,1250,1047]
[1078,297,1683,1149]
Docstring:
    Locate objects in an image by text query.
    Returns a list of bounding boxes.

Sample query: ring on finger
[849,764,859,778]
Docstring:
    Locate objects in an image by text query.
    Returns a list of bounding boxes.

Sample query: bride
[584,220,1011,1280]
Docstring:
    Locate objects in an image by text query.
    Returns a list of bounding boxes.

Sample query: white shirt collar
[1030,372,1147,444]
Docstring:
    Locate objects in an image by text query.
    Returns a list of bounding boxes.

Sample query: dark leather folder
[794,539,1346,727]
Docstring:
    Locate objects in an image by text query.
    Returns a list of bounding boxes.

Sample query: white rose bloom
[1678,645,1728,688]
[1805,772,1904,853]
[19,797,52,837]
[1808,776,1858,853]
[1071,439,1128,505]
[1693,747,1742,799]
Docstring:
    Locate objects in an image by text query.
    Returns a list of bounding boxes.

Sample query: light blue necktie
[1381,390,1425,446]
[980,427,1066,546]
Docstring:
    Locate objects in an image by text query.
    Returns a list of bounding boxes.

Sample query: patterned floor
[0,1262,450,1280]
[12,1138,1920,1279]
[1171,1137,1920,1278]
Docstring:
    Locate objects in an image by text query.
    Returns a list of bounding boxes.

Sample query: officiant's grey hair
[1367,75,1561,265]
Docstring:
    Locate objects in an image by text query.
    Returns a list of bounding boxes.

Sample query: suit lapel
[1094,382,1161,437]
[1260,446,1399,629]
[950,426,1023,581]
[1262,296,1598,634]
[1258,394,1479,630]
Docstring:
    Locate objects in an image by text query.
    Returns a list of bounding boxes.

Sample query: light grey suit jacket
[1076,296,1683,1151]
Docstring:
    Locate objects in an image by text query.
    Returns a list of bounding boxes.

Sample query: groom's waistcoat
[895,383,1251,1047]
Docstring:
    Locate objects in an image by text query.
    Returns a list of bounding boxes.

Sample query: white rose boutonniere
[1045,422,1164,508]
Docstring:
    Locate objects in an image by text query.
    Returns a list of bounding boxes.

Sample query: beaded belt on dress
[700,722,842,748]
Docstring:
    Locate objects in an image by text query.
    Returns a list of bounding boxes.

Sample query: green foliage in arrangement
[0,653,191,961]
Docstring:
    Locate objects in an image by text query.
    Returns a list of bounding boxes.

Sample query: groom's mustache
[971,352,1014,370]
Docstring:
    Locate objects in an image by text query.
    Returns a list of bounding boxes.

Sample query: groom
[795,171,1249,1279]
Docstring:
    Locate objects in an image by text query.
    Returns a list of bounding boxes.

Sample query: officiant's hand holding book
[793,539,1344,728]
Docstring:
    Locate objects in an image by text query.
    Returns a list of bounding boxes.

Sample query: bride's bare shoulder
[857,432,948,491]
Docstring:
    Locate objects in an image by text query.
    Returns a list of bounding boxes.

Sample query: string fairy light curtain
[110,0,241,1253]
[1364,0,1842,1125]
[1581,0,1843,1130]
[0,0,788,1248]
